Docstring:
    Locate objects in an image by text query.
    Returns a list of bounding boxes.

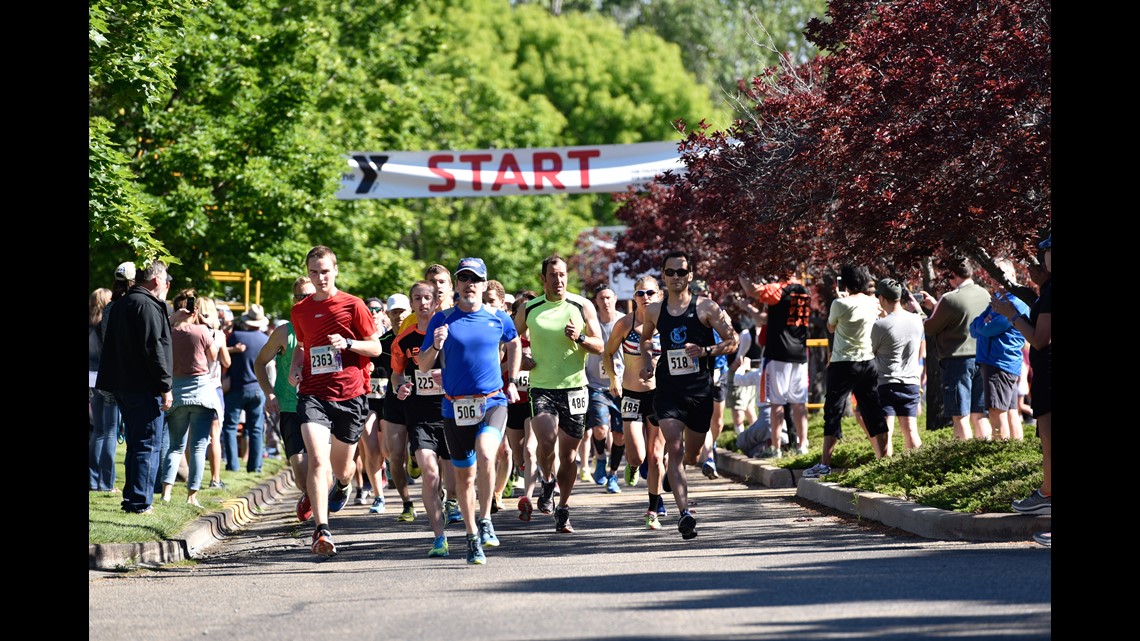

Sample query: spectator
[804,265,889,479]
[205,301,232,488]
[222,304,270,472]
[89,284,119,492]
[158,290,221,507]
[992,233,1051,548]
[96,260,174,514]
[916,256,992,440]
[969,286,1030,442]
[739,263,811,457]
[871,278,926,452]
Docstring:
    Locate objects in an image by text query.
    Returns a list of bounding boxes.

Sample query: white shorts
[763,359,809,405]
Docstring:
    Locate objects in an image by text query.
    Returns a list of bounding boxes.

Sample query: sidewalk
[89,450,1050,570]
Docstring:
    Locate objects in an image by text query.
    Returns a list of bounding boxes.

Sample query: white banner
[336,141,685,199]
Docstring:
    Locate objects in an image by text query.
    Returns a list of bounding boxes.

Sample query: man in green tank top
[514,255,604,534]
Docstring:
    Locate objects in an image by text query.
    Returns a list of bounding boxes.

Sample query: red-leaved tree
[614,0,1051,301]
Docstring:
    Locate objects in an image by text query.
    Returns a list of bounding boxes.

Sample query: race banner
[336,141,685,199]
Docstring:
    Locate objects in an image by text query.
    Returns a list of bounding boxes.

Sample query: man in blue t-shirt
[418,257,521,565]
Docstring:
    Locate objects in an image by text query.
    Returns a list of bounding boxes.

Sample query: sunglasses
[294,293,312,301]
[634,289,657,297]
[456,272,486,283]
[368,306,383,313]
[663,268,690,278]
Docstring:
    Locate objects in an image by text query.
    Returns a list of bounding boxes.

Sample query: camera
[186,296,196,313]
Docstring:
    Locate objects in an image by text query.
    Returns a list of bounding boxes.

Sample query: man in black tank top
[639,250,737,540]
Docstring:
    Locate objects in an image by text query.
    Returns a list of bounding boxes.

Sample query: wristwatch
[704,346,711,357]
[345,337,354,350]
[575,333,586,344]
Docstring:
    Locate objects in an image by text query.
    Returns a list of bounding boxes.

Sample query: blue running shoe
[479,517,500,547]
[445,499,464,524]
[593,457,608,485]
[606,474,621,494]
[466,534,486,565]
[678,511,698,540]
[657,501,667,518]
[328,480,351,513]
[428,535,449,557]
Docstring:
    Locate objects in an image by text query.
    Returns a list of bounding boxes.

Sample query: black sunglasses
[456,272,485,283]
[368,306,383,313]
[634,289,657,297]
[294,293,312,301]
[663,268,690,278]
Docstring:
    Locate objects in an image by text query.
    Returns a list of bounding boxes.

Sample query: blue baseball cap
[1037,234,1051,249]
[455,257,488,279]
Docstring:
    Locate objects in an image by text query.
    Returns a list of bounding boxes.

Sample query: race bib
[620,395,641,420]
[666,348,698,375]
[567,388,588,416]
[309,345,342,375]
[413,369,444,396]
[367,377,388,399]
[453,396,487,427]
[712,367,722,386]
[515,370,530,392]
[599,360,607,379]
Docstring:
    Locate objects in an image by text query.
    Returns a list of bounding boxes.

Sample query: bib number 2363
[310,345,342,375]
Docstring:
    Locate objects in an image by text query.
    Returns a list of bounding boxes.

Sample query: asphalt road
[88,469,1051,640]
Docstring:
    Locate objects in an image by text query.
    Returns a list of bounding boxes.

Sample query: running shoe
[311,528,337,556]
[328,480,352,513]
[678,511,698,540]
[702,459,719,480]
[657,501,668,518]
[517,496,534,522]
[605,474,621,494]
[579,463,592,483]
[354,487,370,505]
[445,499,464,524]
[639,461,648,480]
[537,478,556,514]
[397,501,416,522]
[502,470,517,499]
[428,535,449,557]
[370,495,386,514]
[593,457,608,485]
[802,463,832,479]
[645,510,661,530]
[479,517,500,547]
[554,506,574,533]
[1033,531,1051,548]
[296,494,312,522]
[625,463,639,488]
[1012,490,1051,515]
[209,480,226,489]
[407,455,422,479]
[466,534,486,565]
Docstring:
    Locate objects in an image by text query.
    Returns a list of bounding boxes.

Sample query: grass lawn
[716,408,1044,514]
[88,444,287,545]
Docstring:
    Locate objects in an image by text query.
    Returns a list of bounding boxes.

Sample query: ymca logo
[670,326,687,346]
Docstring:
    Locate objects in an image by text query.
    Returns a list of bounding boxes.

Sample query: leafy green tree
[89,0,718,317]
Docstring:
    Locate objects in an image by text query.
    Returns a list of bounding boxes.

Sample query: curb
[89,470,296,571]
[715,450,1050,542]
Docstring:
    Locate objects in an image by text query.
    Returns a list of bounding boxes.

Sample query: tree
[89,0,719,316]
[614,0,1051,302]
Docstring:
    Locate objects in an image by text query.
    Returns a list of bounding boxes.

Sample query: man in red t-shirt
[289,245,381,557]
